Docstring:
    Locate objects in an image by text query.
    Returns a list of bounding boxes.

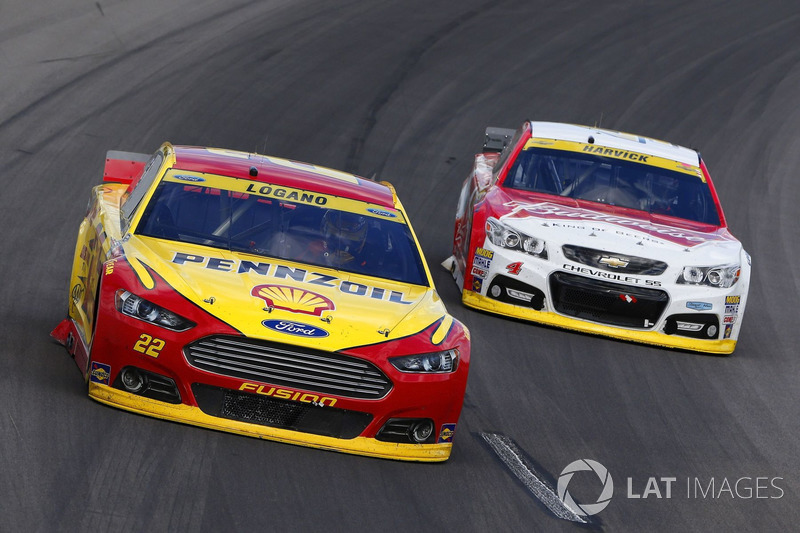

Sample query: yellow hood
[122,236,446,351]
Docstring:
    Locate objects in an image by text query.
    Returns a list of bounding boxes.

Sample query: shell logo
[251,284,335,316]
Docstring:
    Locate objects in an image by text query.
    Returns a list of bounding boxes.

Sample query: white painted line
[481,432,587,523]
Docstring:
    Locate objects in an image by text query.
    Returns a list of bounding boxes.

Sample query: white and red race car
[445,121,750,354]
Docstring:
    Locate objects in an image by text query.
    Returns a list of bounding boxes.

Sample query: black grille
[664,314,720,339]
[192,384,372,439]
[487,275,546,310]
[549,272,669,328]
[185,336,392,400]
[562,245,668,275]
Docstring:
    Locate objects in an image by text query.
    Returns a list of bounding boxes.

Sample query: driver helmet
[321,211,368,259]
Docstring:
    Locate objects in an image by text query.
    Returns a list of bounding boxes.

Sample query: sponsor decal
[619,294,637,304]
[725,295,741,305]
[71,283,85,306]
[562,263,661,286]
[724,324,733,339]
[504,201,719,245]
[174,174,206,182]
[438,423,456,443]
[599,256,629,269]
[506,261,523,275]
[252,285,335,316]
[471,266,488,278]
[723,315,737,324]
[725,304,740,315]
[239,382,337,407]
[172,253,415,304]
[473,255,492,269]
[367,208,396,218]
[686,301,713,311]
[104,260,116,276]
[244,183,328,205]
[472,277,483,292]
[90,362,111,385]
[262,319,329,338]
[581,145,650,162]
[475,247,494,259]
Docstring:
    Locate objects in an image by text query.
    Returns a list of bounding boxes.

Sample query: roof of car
[171,146,396,207]
[529,122,700,166]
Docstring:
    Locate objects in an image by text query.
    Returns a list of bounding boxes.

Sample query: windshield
[135,173,429,286]
[503,147,721,225]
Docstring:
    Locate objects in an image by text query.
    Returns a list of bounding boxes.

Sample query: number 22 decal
[133,334,165,358]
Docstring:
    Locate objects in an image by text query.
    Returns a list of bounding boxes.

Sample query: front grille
[185,336,393,400]
[562,245,668,275]
[549,272,669,328]
[487,275,546,310]
[664,314,720,339]
[192,384,372,439]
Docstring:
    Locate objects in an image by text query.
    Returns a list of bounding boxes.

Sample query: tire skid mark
[480,432,589,524]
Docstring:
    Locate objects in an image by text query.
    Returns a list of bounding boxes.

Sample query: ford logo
[261,319,329,338]
[367,208,396,218]
[174,174,206,182]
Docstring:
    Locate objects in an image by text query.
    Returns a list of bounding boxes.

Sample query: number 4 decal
[133,333,165,358]
[506,262,523,275]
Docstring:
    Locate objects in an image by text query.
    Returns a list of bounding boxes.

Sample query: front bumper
[89,383,455,461]
[59,277,469,462]
[462,290,736,354]
[459,243,745,354]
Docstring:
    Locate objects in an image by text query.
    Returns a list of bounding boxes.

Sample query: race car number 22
[133,334,165,358]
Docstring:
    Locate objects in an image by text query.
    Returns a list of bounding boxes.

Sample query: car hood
[496,197,743,262]
[121,236,446,351]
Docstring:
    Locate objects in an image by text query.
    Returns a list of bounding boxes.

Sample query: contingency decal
[724,295,741,315]
[252,284,335,316]
[438,423,456,443]
[472,277,483,292]
[723,295,740,327]
[90,362,111,385]
[472,247,493,292]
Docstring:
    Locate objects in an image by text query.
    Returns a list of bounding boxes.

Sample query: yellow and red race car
[52,143,470,461]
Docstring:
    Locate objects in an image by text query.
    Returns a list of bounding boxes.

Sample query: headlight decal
[115,290,195,331]
[389,349,458,373]
[677,264,740,288]
[485,218,548,259]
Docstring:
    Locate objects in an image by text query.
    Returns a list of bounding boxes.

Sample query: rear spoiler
[103,150,150,185]
[483,127,516,153]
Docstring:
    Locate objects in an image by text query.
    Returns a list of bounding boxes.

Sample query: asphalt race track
[2,1,799,531]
